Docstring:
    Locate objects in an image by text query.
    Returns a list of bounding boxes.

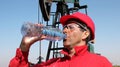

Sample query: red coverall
[9,45,112,67]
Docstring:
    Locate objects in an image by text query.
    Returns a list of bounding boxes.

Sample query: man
[9,12,112,67]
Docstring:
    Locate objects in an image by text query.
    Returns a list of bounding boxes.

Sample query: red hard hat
[60,12,95,40]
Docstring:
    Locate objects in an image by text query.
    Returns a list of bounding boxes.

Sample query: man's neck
[68,48,75,57]
[65,41,86,57]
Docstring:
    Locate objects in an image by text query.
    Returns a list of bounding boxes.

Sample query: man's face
[63,22,85,49]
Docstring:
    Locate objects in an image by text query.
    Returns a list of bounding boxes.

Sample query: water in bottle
[21,22,66,41]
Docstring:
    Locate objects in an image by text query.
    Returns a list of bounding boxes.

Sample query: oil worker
[9,12,112,67]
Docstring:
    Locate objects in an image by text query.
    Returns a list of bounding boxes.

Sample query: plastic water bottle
[21,22,66,41]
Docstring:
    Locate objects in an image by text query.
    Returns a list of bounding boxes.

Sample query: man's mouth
[63,36,70,41]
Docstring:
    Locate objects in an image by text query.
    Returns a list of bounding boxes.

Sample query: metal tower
[38,0,90,63]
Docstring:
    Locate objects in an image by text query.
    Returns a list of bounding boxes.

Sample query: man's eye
[69,26,74,29]
[63,26,68,29]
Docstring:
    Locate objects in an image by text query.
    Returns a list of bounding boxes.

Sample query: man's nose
[63,28,69,34]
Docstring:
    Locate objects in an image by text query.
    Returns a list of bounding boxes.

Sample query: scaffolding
[38,0,90,63]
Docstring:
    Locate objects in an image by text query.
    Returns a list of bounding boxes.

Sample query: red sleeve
[32,58,59,67]
[9,48,60,67]
[9,48,29,67]
[101,56,112,67]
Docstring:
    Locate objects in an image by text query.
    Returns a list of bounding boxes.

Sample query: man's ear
[82,30,90,40]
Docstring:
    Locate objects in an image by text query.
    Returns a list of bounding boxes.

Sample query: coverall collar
[61,45,88,57]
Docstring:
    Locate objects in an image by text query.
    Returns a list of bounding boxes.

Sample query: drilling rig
[37,0,94,63]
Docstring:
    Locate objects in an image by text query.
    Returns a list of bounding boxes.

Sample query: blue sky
[0,0,120,67]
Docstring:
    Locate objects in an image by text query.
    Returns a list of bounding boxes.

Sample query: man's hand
[20,35,46,52]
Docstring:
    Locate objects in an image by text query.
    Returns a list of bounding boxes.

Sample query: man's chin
[63,42,71,48]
